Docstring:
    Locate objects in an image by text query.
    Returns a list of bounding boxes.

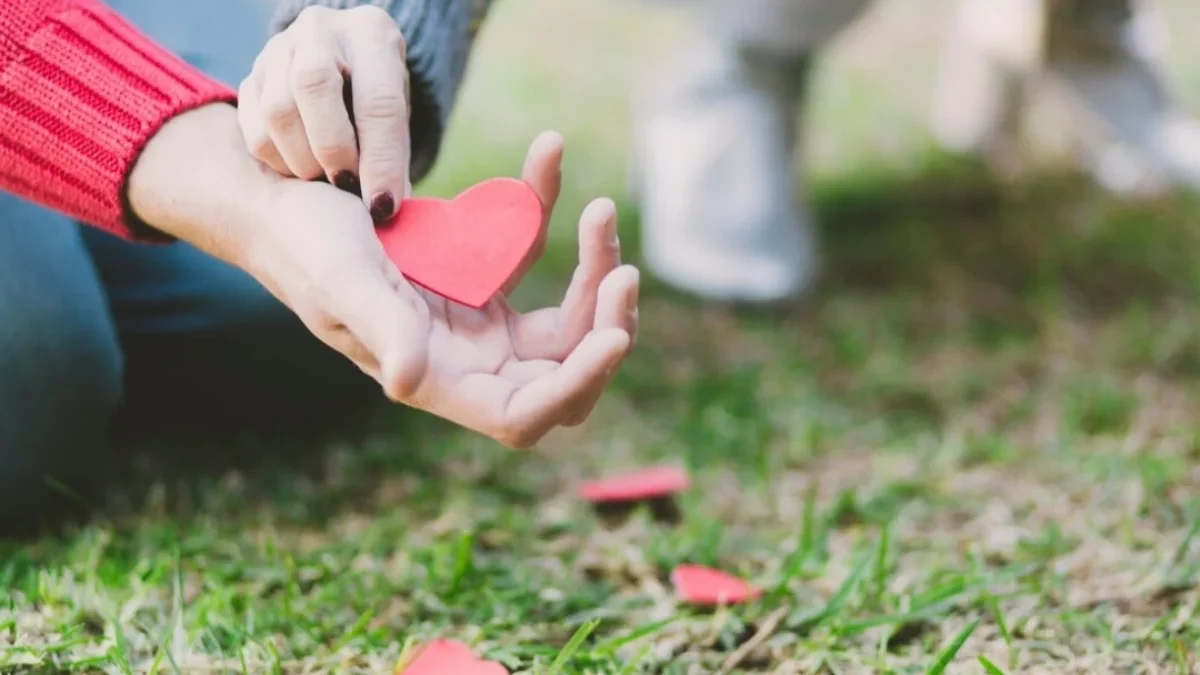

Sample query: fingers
[464,264,638,446]
[238,68,290,176]
[457,327,630,449]
[561,265,640,426]
[341,6,412,222]
[258,38,325,181]
[289,13,361,192]
[502,131,564,295]
[556,197,622,352]
[506,327,631,448]
[237,5,406,207]
[508,197,621,361]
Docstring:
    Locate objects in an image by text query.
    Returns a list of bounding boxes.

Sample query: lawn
[5,0,1200,672]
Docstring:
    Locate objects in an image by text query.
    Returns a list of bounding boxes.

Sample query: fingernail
[369,192,396,222]
[333,171,361,197]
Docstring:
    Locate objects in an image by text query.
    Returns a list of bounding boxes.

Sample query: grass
[6,0,1200,672]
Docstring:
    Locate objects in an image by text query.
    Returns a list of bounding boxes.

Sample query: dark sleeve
[268,0,494,182]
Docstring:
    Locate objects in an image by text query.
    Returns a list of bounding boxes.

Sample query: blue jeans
[0,0,376,523]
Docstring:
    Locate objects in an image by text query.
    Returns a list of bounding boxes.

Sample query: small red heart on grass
[396,639,509,675]
[671,564,760,606]
[578,466,691,503]
[377,177,544,309]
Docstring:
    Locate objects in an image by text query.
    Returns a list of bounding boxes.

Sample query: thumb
[335,261,429,401]
[502,131,564,295]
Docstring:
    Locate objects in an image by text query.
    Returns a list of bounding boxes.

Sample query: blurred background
[426,0,1200,221]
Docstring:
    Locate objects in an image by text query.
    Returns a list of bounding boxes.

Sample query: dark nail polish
[332,171,361,196]
[370,192,396,223]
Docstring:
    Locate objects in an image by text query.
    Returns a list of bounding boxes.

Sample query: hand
[244,132,638,447]
[237,5,411,222]
[128,104,633,447]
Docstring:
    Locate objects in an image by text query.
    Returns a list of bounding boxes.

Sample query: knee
[0,302,122,516]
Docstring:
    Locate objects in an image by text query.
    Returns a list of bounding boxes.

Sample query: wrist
[126,103,282,268]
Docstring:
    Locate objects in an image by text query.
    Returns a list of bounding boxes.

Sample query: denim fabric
[0,0,375,523]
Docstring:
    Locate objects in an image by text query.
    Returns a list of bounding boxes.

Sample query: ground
[5,0,1200,673]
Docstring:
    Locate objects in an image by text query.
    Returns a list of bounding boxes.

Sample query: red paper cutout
[397,639,509,675]
[670,564,760,606]
[578,466,691,503]
[377,177,544,309]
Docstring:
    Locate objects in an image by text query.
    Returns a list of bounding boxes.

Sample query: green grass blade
[924,619,980,675]
[977,654,1007,675]
[614,644,653,675]
[543,618,601,675]
[593,617,677,655]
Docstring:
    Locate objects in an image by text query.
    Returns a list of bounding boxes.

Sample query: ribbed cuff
[0,0,236,241]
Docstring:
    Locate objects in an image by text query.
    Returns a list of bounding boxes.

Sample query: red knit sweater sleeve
[0,0,236,239]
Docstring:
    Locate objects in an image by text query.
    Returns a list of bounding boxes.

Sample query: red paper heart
[397,639,509,675]
[578,466,691,503]
[670,564,760,606]
[376,177,544,309]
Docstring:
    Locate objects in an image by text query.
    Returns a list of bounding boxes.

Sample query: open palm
[247,131,636,448]
[395,133,639,447]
